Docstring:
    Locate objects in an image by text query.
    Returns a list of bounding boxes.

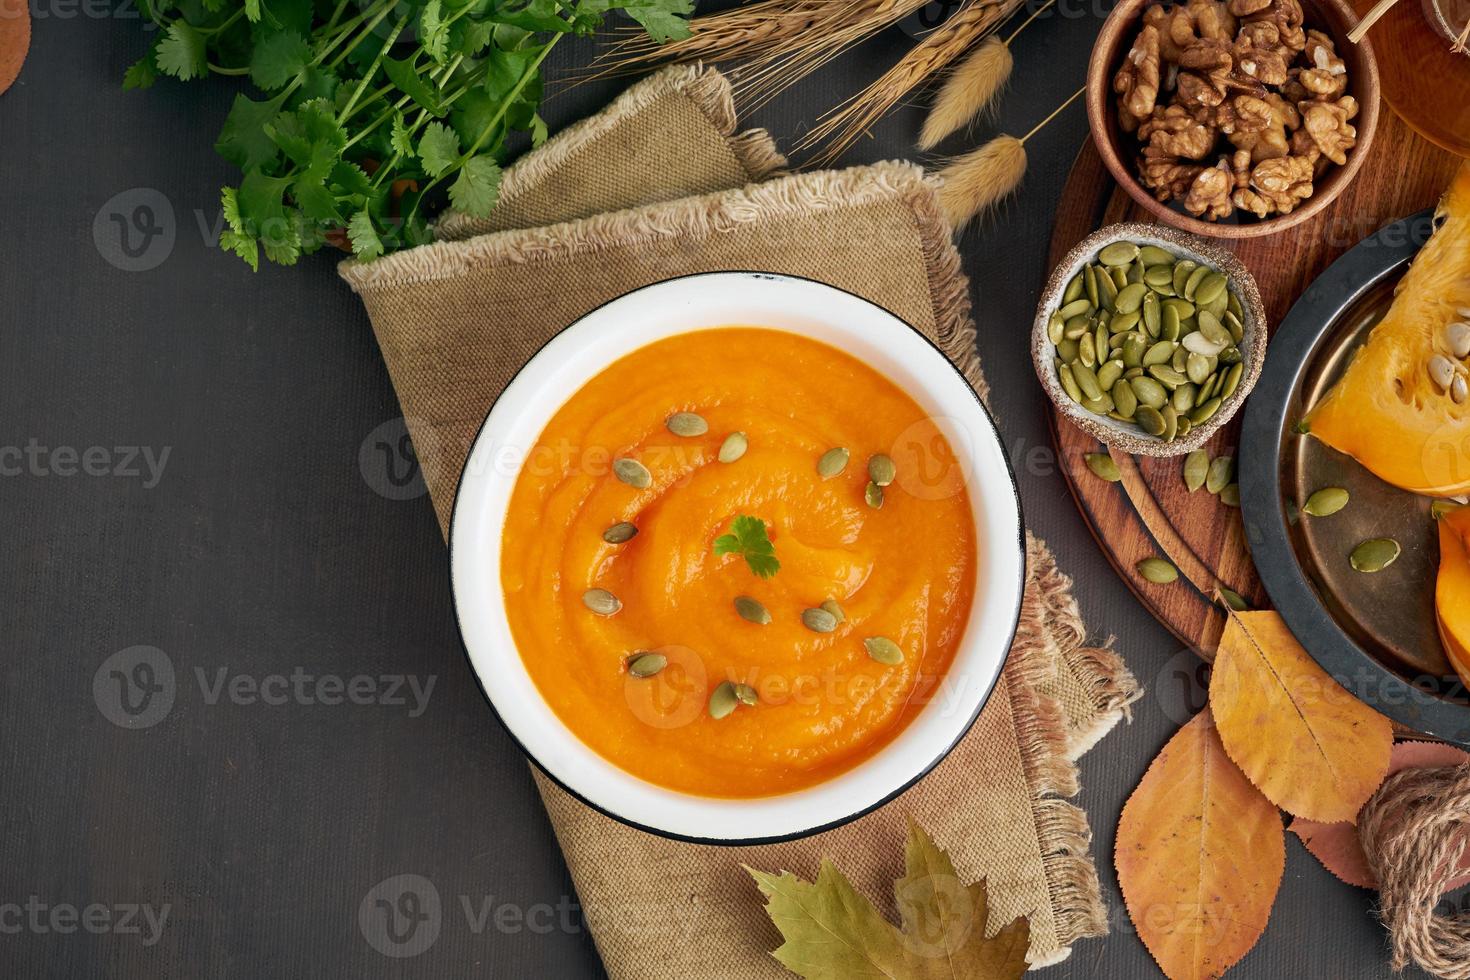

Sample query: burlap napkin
[341,65,1140,974]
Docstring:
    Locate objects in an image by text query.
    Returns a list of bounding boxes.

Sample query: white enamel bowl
[448,272,1026,843]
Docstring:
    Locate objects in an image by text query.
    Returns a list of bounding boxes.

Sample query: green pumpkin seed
[1059,364,1084,403]
[1161,404,1179,442]
[1190,397,1222,425]
[1111,266,1129,291]
[1082,394,1114,415]
[627,652,668,678]
[1302,487,1350,517]
[1175,415,1193,439]
[1142,291,1162,336]
[1058,338,1080,362]
[1128,259,1145,284]
[1218,345,1243,366]
[820,598,846,624]
[1122,333,1147,368]
[603,521,638,544]
[865,481,884,509]
[868,454,896,487]
[1143,341,1175,366]
[734,683,759,706]
[802,607,839,633]
[1206,456,1234,495]
[1096,265,1119,311]
[1073,362,1103,401]
[1139,244,1174,267]
[1111,309,1142,335]
[734,595,772,625]
[1137,557,1179,584]
[1186,353,1213,385]
[1064,272,1084,303]
[817,447,850,479]
[1136,405,1167,436]
[709,681,738,719]
[1084,263,1099,307]
[1148,364,1188,388]
[864,636,905,665]
[1172,259,1197,297]
[1115,282,1148,314]
[1228,291,1243,321]
[1085,452,1122,482]
[1095,323,1110,364]
[1063,314,1090,340]
[1058,298,1094,320]
[583,588,622,616]
[1218,587,1249,611]
[1184,450,1209,492]
[1124,367,1145,379]
[1220,483,1240,507]
[613,458,652,489]
[1350,538,1402,573]
[1113,379,1138,418]
[1171,345,1190,372]
[1097,359,1124,391]
[1163,298,1196,322]
[1099,241,1140,266]
[1173,382,1198,413]
[1131,376,1168,409]
[1224,310,1245,343]
[1433,500,1463,519]
[1182,265,1208,301]
[1222,362,1245,400]
[1047,313,1065,344]
[1161,304,1181,342]
[1079,332,1097,368]
[666,412,708,437]
[1195,272,1228,308]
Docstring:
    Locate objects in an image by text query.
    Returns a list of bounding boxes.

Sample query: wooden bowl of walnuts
[1086,0,1380,239]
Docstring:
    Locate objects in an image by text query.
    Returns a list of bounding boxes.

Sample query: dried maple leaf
[1291,741,1470,891]
[748,821,1029,980]
[1116,709,1284,980]
[1209,609,1393,823]
[0,0,29,97]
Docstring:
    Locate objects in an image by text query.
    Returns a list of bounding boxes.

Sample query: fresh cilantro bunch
[124,0,692,269]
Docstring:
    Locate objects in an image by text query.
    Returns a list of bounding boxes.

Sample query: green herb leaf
[250,30,310,90]
[419,0,448,63]
[243,0,261,22]
[122,48,158,90]
[447,154,501,217]
[347,210,384,261]
[155,22,207,81]
[712,515,780,579]
[215,92,288,170]
[417,122,460,178]
[620,0,694,43]
[381,56,443,116]
[389,112,415,159]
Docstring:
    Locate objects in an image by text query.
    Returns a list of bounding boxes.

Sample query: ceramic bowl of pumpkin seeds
[1033,223,1268,457]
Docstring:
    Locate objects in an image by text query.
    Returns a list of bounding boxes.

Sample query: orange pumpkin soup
[500,327,977,797]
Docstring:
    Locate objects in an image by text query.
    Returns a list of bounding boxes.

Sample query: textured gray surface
[0,2,1432,977]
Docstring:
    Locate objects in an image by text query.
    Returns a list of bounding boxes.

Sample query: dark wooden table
[0,3,1439,977]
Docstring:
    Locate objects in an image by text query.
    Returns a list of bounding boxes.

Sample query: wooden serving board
[1048,108,1463,656]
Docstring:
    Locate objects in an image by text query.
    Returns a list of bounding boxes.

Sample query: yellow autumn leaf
[748,821,1029,980]
[1209,609,1393,823]
[1116,709,1285,980]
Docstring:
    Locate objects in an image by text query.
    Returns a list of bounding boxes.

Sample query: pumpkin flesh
[1306,163,1470,497]
[1438,508,1470,683]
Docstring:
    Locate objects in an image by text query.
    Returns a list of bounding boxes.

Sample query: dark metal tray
[1240,209,1470,744]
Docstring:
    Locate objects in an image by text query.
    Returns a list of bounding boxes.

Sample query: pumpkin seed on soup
[718,431,748,463]
[868,454,896,487]
[1136,557,1178,584]
[817,447,849,479]
[1302,487,1349,517]
[865,481,884,509]
[708,681,738,719]
[734,683,759,706]
[864,636,905,665]
[734,595,772,625]
[801,607,839,633]
[613,457,652,488]
[583,588,622,616]
[666,412,708,437]
[602,521,638,544]
[1350,538,1401,573]
[821,598,846,624]
[626,652,667,677]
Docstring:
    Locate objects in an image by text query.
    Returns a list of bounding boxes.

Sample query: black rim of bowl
[444,270,1029,845]
[1238,208,1470,744]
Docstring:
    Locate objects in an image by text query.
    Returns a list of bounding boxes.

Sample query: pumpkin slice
[1438,507,1470,684]
[1306,163,1470,497]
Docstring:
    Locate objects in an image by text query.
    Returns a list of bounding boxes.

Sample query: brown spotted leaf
[1291,740,1470,891]
[1117,709,1285,980]
[1209,610,1393,823]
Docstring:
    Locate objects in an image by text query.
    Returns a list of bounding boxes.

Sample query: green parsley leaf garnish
[713,515,780,579]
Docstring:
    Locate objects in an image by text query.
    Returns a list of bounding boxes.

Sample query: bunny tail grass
[919,36,1013,150]
[936,134,1027,230]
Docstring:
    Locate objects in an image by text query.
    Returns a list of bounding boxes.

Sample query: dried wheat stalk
[800,0,1027,164]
